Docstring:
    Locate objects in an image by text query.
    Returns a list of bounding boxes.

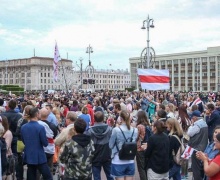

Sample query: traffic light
[83,79,87,84]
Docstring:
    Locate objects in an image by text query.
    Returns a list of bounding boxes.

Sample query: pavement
[18,163,193,180]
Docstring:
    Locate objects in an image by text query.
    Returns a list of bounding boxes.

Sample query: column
[215,56,218,92]
[207,57,210,91]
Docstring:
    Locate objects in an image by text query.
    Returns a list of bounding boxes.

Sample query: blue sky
[1,0,220,70]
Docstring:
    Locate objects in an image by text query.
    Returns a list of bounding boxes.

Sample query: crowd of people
[0,89,220,180]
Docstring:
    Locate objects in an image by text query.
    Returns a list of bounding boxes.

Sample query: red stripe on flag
[139,75,170,83]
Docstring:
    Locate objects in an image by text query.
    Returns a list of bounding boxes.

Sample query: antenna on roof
[34,48,36,57]
[67,52,68,60]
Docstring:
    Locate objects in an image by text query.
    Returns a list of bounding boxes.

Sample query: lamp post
[86,44,95,90]
[141,15,154,68]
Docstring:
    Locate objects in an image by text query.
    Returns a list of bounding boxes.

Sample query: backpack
[142,125,153,143]
[172,135,186,166]
[117,127,137,160]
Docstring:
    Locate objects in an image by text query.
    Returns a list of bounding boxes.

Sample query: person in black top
[144,120,169,179]
[1,99,22,156]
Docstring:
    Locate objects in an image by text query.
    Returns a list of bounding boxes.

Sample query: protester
[109,110,138,180]
[205,103,220,142]
[136,110,151,180]
[15,105,33,180]
[88,111,113,180]
[55,111,77,148]
[196,133,220,180]
[79,107,91,131]
[21,107,52,180]
[60,118,95,180]
[46,104,58,126]
[166,117,183,180]
[1,99,22,157]
[144,120,169,179]
[203,126,220,180]
[187,110,208,180]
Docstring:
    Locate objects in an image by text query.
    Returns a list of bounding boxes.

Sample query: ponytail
[120,110,131,130]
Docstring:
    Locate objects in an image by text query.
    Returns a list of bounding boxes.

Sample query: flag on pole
[181,145,195,159]
[137,69,170,90]
[53,42,61,82]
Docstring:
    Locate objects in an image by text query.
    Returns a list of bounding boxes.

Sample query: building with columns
[129,46,220,92]
[75,68,131,91]
[0,56,131,91]
[0,57,74,91]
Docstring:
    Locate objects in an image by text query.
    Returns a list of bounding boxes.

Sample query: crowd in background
[0,89,220,180]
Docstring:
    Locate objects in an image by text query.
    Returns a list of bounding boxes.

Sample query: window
[44,73,46,77]
[21,73,25,77]
[48,73,50,77]
[44,79,46,83]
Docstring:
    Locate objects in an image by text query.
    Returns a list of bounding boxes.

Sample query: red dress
[209,155,220,180]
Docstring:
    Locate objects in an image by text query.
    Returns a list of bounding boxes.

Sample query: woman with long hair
[178,104,191,132]
[144,120,169,180]
[136,111,151,180]
[166,118,184,180]
[109,110,138,180]
[166,103,176,118]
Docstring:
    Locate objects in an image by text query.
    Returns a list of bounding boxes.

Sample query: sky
[1,0,220,71]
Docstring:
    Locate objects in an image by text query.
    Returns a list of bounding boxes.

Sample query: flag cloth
[53,42,61,82]
[181,145,195,159]
[190,97,202,108]
[137,69,170,90]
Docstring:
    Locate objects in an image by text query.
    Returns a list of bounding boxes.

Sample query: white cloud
[0,0,220,70]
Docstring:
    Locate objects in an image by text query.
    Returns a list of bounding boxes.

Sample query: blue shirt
[204,142,219,159]
[47,112,58,126]
[79,114,90,130]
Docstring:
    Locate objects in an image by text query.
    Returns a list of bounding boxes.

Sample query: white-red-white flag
[181,145,195,159]
[190,97,202,108]
[137,69,170,90]
[53,42,61,82]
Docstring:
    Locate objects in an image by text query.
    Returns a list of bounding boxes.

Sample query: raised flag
[137,69,170,90]
[53,42,61,82]
[190,97,202,108]
[181,145,195,159]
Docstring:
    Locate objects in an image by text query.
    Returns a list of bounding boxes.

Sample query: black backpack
[0,137,7,175]
[117,127,137,160]
[142,125,153,143]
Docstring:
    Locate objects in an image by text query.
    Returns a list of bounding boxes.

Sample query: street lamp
[86,44,95,91]
[141,15,154,68]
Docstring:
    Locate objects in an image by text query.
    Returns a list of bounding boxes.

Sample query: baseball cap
[191,110,201,117]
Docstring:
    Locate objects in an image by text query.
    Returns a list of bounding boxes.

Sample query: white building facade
[0,57,74,91]
[129,46,220,92]
[75,69,131,91]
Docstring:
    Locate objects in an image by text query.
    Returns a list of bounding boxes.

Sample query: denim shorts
[111,163,135,178]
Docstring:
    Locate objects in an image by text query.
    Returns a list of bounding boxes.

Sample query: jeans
[136,151,147,180]
[27,163,53,180]
[92,161,113,180]
[169,163,181,180]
